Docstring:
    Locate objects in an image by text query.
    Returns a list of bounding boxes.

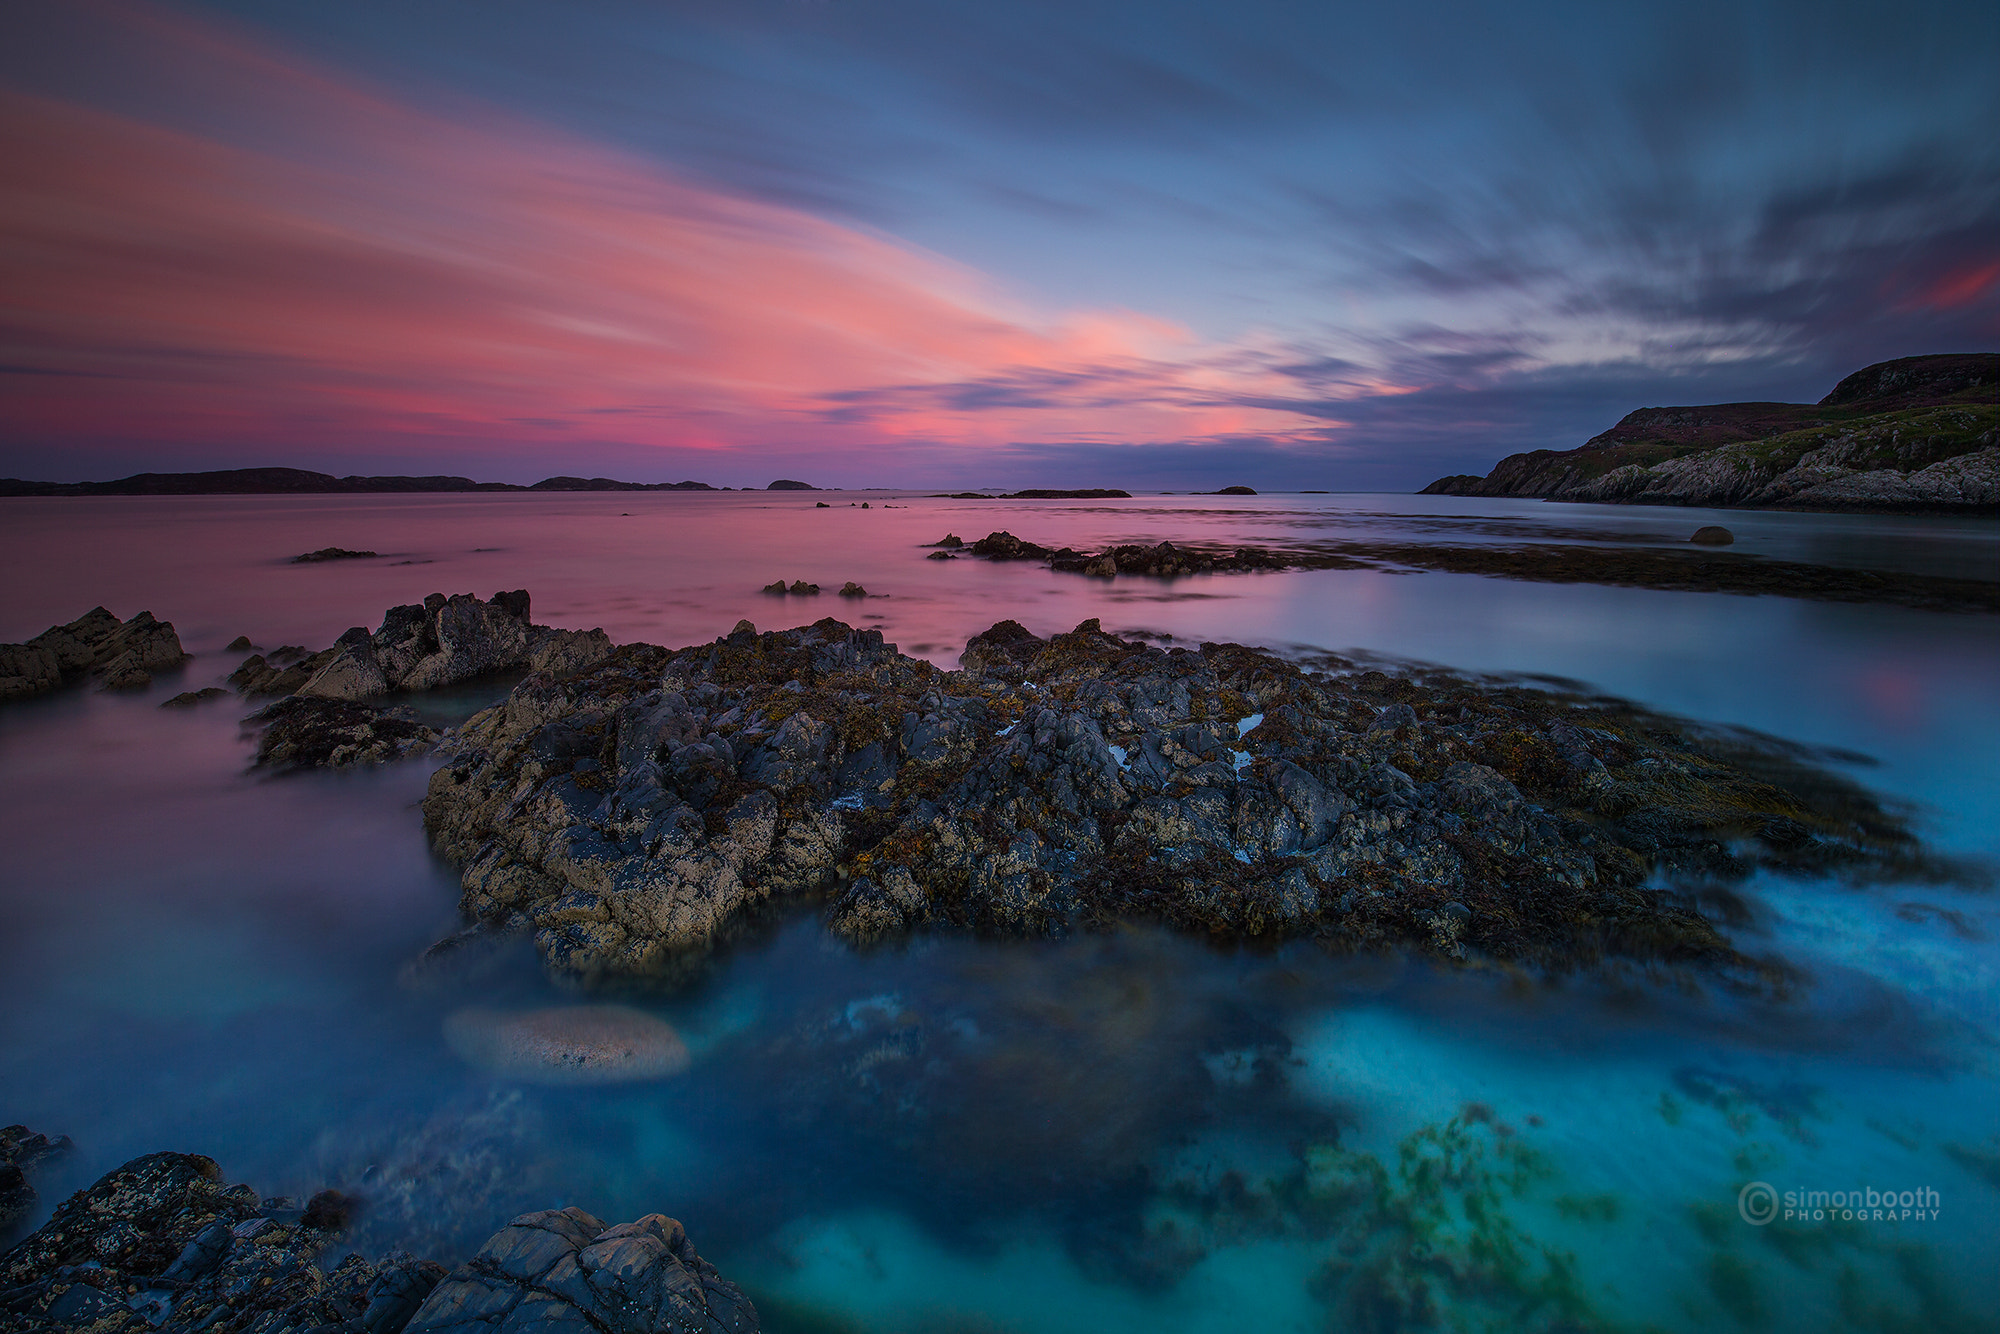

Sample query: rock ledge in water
[421,613,1931,986]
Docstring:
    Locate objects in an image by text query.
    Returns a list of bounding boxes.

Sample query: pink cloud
[0,3,1318,471]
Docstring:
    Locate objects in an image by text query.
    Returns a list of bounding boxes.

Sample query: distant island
[1422,353,1997,514]
[936,489,1132,500]
[0,467,723,497]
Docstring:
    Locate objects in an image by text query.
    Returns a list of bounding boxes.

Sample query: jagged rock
[300,627,391,700]
[1,609,189,701]
[761,580,787,594]
[443,1006,690,1085]
[404,1208,757,1334]
[838,582,867,598]
[233,593,610,706]
[419,617,1925,985]
[786,580,819,595]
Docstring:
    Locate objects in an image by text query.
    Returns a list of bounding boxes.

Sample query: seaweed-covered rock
[404,1208,757,1334]
[250,696,439,770]
[0,608,190,701]
[421,616,1926,985]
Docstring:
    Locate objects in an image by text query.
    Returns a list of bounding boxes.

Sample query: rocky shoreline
[940,529,2000,613]
[414,609,1931,989]
[0,1144,758,1333]
[1,586,1951,994]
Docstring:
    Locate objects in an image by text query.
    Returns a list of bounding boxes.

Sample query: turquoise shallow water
[1,492,1995,1331]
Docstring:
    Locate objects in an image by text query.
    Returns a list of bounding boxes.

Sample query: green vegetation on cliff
[1423,353,1998,513]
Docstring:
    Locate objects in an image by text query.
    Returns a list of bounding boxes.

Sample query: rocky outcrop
[405,1208,756,1334]
[0,1152,755,1334]
[421,616,1926,987]
[1423,353,1999,512]
[0,609,190,702]
[292,547,378,563]
[961,532,1286,577]
[232,592,612,705]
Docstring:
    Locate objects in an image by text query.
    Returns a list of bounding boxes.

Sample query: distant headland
[0,468,733,497]
[1422,353,1998,513]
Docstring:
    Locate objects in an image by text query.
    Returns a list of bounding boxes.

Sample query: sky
[1,0,1995,490]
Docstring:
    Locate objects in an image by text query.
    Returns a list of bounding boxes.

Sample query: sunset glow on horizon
[2,0,1994,489]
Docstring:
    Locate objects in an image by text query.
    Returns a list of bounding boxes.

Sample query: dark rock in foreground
[0,608,190,702]
[0,1151,755,1334]
[422,614,1926,987]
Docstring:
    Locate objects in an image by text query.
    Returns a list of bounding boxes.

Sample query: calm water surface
[2,493,1996,1332]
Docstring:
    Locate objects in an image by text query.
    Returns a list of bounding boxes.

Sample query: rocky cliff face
[1423,353,1998,512]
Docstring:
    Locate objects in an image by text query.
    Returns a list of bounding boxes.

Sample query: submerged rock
[1690,525,1735,545]
[420,614,1927,986]
[160,687,231,709]
[443,1005,691,1085]
[405,1208,757,1334]
[0,608,190,702]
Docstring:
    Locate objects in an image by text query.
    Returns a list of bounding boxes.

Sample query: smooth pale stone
[444,1005,690,1085]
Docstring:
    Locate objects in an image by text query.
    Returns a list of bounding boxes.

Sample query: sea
[1,490,1995,1332]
